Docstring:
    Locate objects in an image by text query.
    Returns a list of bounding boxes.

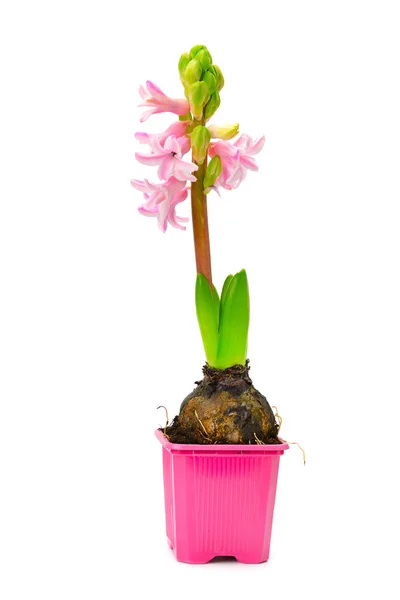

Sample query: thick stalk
[191,119,212,286]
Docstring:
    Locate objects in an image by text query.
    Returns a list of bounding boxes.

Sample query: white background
[1,0,399,598]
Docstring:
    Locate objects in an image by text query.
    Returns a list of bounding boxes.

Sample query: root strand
[271,405,283,434]
[271,406,306,464]
[194,410,210,438]
[157,405,169,435]
[281,439,306,465]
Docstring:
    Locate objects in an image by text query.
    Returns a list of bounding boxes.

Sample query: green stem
[191,118,212,286]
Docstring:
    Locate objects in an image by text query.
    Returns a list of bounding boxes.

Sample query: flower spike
[132,44,264,239]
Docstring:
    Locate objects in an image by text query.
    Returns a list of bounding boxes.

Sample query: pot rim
[155,429,289,454]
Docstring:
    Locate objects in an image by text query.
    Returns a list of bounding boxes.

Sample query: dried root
[271,405,306,465]
[157,405,169,436]
[271,405,283,433]
[194,410,213,442]
[281,439,306,465]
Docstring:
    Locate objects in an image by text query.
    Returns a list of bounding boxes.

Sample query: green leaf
[211,284,220,331]
[215,269,250,369]
[219,274,233,325]
[195,274,219,365]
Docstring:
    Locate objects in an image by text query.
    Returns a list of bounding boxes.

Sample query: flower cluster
[131,45,265,232]
[208,134,265,190]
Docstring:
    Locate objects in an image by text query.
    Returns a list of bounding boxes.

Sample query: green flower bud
[203,70,217,94]
[178,53,190,82]
[213,65,224,91]
[196,49,212,70]
[184,59,203,85]
[208,123,239,140]
[189,44,208,59]
[179,112,192,121]
[190,126,211,165]
[204,155,222,190]
[204,91,220,121]
[188,81,210,120]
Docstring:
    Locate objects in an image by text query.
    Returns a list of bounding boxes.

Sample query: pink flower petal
[138,82,189,121]
[173,157,198,182]
[138,206,158,216]
[148,137,166,154]
[134,132,150,144]
[156,191,174,232]
[130,179,148,192]
[227,165,247,189]
[249,135,265,154]
[170,98,191,115]
[131,178,160,193]
[135,124,188,152]
[135,152,165,166]
[138,85,148,101]
[210,140,239,158]
[164,135,181,155]
[168,189,188,230]
[169,214,187,230]
[166,121,188,138]
[204,185,221,196]
[166,177,187,195]
[157,155,175,181]
[170,188,188,207]
[240,156,258,171]
[234,134,251,150]
[143,178,160,192]
[146,80,167,101]
[139,108,157,123]
[178,136,191,155]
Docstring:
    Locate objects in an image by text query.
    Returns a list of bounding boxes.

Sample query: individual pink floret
[130,177,189,232]
[135,121,188,146]
[138,81,190,123]
[209,134,265,190]
[135,135,198,182]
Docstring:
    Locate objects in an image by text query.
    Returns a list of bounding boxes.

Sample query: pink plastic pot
[156,430,288,564]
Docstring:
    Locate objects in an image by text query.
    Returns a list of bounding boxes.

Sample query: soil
[163,361,281,445]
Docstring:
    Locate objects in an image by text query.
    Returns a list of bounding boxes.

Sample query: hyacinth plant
[131,45,279,445]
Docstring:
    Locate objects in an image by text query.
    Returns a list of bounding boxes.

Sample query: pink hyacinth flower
[209,134,265,190]
[130,177,189,232]
[138,81,190,123]
[135,135,198,182]
[135,121,188,146]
